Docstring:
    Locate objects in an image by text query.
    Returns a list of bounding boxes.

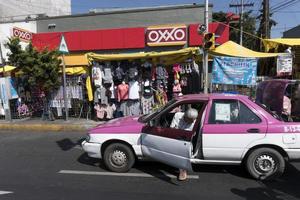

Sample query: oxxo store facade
[31,22,229,120]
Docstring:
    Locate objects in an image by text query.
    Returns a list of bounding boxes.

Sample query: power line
[212,18,262,41]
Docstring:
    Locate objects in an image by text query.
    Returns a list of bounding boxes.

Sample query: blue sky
[71,0,300,38]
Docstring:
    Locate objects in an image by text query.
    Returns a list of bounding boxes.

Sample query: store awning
[263,38,300,52]
[210,41,280,58]
[60,54,89,66]
[86,47,201,65]
[0,65,16,73]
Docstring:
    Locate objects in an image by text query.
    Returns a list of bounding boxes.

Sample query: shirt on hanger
[117,83,129,101]
[128,81,140,100]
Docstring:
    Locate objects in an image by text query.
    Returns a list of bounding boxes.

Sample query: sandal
[178,169,187,181]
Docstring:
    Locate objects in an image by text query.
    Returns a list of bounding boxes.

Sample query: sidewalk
[0,118,100,132]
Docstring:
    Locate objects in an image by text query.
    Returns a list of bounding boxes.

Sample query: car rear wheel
[103,143,135,173]
[246,148,285,180]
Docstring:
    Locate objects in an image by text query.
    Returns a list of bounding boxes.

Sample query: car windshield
[138,99,176,123]
[254,100,283,121]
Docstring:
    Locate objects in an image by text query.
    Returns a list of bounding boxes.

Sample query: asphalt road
[0,130,300,200]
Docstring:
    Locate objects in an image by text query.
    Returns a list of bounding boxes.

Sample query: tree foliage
[213,11,257,50]
[6,37,61,96]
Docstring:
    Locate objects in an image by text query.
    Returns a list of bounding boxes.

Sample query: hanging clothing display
[94,104,106,119]
[117,83,129,102]
[87,55,200,119]
[127,99,140,116]
[141,95,154,115]
[92,63,102,87]
[114,65,125,82]
[106,104,116,119]
[102,62,113,84]
[128,80,140,100]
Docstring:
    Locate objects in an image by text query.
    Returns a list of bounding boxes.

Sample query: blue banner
[212,56,257,85]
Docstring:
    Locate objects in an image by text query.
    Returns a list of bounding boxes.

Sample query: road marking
[0,191,13,195]
[58,170,199,179]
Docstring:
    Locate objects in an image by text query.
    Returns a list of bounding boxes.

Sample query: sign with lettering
[12,27,33,42]
[146,25,187,46]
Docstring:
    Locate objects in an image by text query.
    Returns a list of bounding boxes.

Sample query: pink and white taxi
[82,94,300,180]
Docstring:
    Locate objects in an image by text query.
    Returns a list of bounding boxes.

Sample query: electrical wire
[212,18,262,41]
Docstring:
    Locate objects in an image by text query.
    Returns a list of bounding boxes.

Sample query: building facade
[0,0,71,22]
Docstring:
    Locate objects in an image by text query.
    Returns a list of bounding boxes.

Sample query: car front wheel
[103,143,135,173]
[246,148,285,180]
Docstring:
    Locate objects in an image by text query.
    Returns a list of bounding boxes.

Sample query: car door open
[140,101,206,171]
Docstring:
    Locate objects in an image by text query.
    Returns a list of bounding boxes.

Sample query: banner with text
[277,54,293,76]
[212,56,257,85]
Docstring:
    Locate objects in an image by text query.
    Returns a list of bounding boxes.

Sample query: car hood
[88,116,144,134]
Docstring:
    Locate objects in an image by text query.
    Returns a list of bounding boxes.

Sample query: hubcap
[254,154,276,174]
[110,150,127,167]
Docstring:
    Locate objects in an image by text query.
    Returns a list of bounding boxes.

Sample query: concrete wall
[0,0,71,21]
[36,4,212,33]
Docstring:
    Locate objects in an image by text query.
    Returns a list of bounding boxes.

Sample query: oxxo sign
[12,27,33,42]
[146,25,187,46]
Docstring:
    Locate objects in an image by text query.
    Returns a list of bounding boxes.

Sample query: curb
[0,123,95,132]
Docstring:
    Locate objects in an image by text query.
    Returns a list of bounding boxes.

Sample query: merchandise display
[91,59,201,119]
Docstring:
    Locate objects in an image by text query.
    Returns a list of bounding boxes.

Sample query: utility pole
[229,1,254,45]
[203,0,209,94]
[263,0,270,38]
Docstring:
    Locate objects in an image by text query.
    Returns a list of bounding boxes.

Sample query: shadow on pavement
[56,138,85,151]
[77,153,179,185]
[231,163,300,200]
[77,152,104,168]
[134,161,180,185]
[192,164,251,179]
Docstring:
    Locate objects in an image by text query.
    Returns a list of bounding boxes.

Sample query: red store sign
[12,27,33,42]
[146,25,187,46]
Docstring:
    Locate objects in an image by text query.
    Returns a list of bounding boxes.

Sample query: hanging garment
[117,83,129,102]
[120,100,130,116]
[155,90,168,106]
[155,64,168,88]
[0,100,5,116]
[109,82,116,99]
[57,107,63,117]
[106,104,116,119]
[128,66,138,80]
[100,87,108,105]
[127,99,140,116]
[94,104,106,119]
[173,83,182,93]
[173,64,182,80]
[102,63,113,84]
[114,66,125,81]
[142,79,153,96]
[141,95,154,115]
[93,87,101,103]
[128,81,140,100]
[92,65,102,87]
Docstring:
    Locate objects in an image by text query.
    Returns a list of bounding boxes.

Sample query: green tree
[213,11,258,50]
[6,37,61,119]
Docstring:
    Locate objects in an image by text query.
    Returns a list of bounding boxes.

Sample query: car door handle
[247,128,260,133]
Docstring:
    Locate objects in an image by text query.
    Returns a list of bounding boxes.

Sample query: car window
[239,102,261,124]
[155,102,204,131]
[209,99,261,124]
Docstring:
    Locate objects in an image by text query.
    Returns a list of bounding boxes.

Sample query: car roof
[175,93,249,101]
